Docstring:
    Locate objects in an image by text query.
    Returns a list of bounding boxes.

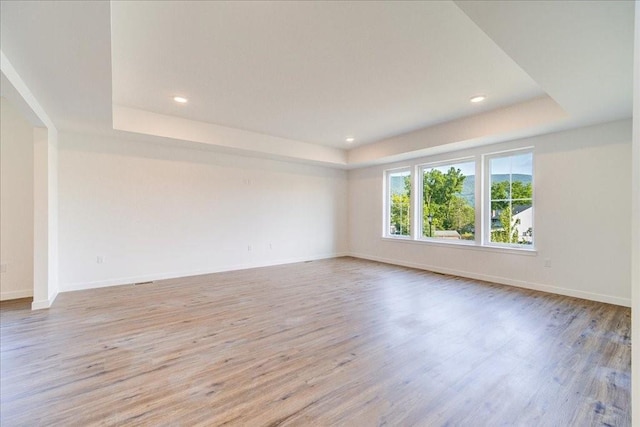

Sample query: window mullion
[477,156,485,245]
[411,166,420,240]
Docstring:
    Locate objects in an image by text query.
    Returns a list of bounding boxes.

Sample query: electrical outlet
[269,243,273,250]
[0,263,7,273]
[544,258,551,268]
[247,245,252,252]
[97,256,104,264]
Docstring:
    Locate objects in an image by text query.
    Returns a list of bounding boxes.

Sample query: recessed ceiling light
[173,96,188,104]
[345,137,355,143]
[470,95,486,103]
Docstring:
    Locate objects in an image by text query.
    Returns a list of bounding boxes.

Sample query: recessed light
[345,137,355,143]
[173,96,188,104]
[470,95,486,103]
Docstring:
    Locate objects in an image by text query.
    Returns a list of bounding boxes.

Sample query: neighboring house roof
[513,205,532,215]
[491,205,532,220]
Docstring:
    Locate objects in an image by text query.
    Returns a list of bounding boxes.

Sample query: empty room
[1,1,639,425]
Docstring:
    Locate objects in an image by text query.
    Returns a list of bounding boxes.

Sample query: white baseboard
[0,289,33,301]
[348,252,631,307]
[61,252,350,293]
[31,291,58,310]
[20,252,631,308]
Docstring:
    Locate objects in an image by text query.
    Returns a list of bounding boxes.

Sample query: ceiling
[111,1,544,148]
[0,1,635,168]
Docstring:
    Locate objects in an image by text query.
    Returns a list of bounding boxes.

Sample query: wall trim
[380,236,538,256]
[0,289,33,301]
[52,250,629,307]
[348,252,631,307]
[31,290,58,310]
[60,252,349,293]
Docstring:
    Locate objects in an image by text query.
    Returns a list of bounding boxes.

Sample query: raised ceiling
[111,1,544,148]
[0,1,635,168]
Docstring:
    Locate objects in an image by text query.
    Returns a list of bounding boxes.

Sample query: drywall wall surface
[57,132,348,290]
[32,126,59,309]
[630,0,639,422]
[0,97,34,300]
[348,119,632,306]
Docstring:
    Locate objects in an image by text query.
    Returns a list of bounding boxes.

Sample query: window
[382,148,534,251]
[386,169,411,237]
[487,151,533,246]
[419,160,475,241]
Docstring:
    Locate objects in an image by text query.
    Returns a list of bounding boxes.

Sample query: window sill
[380,236,537,256]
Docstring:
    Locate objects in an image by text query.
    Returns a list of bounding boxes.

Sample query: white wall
[57,132,348,291]
[631,0,639,421]
[349,119,632,306]
[0,97,34,300]
[2,52,60,309]
[32,126,59,309]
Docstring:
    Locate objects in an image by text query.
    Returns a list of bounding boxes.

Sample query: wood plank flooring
[0,257,631,426]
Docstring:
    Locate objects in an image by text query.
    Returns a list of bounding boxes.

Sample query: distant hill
[391,173,532,205]
[460,174,532,205]
[491,174,532,185]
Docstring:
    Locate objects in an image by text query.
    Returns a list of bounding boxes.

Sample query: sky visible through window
[429,154,532,177]
[490,153,532,176]
[428,161,474,176]
[386,151,533,246]
[490,152,533,245]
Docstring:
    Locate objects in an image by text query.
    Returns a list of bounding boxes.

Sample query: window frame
[483,148,535,249]
[383,167,412,239]
[380,147,536,254]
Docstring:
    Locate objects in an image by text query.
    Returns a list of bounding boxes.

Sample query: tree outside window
[388,171,411,236]
[421,161,475,240]
[489,152,533,245]
[383,149,534,249]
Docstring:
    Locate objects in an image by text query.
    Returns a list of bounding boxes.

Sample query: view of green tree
[490,205,521,243]
[389,174,410,235]
[388,152,534,245]
[490,179,532,244]
[491,180,532,209]
[449,197,475,235]
[422,165,474,239]
[390,162,533,244]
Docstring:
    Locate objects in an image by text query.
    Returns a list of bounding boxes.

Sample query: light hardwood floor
[0,257,631,426]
